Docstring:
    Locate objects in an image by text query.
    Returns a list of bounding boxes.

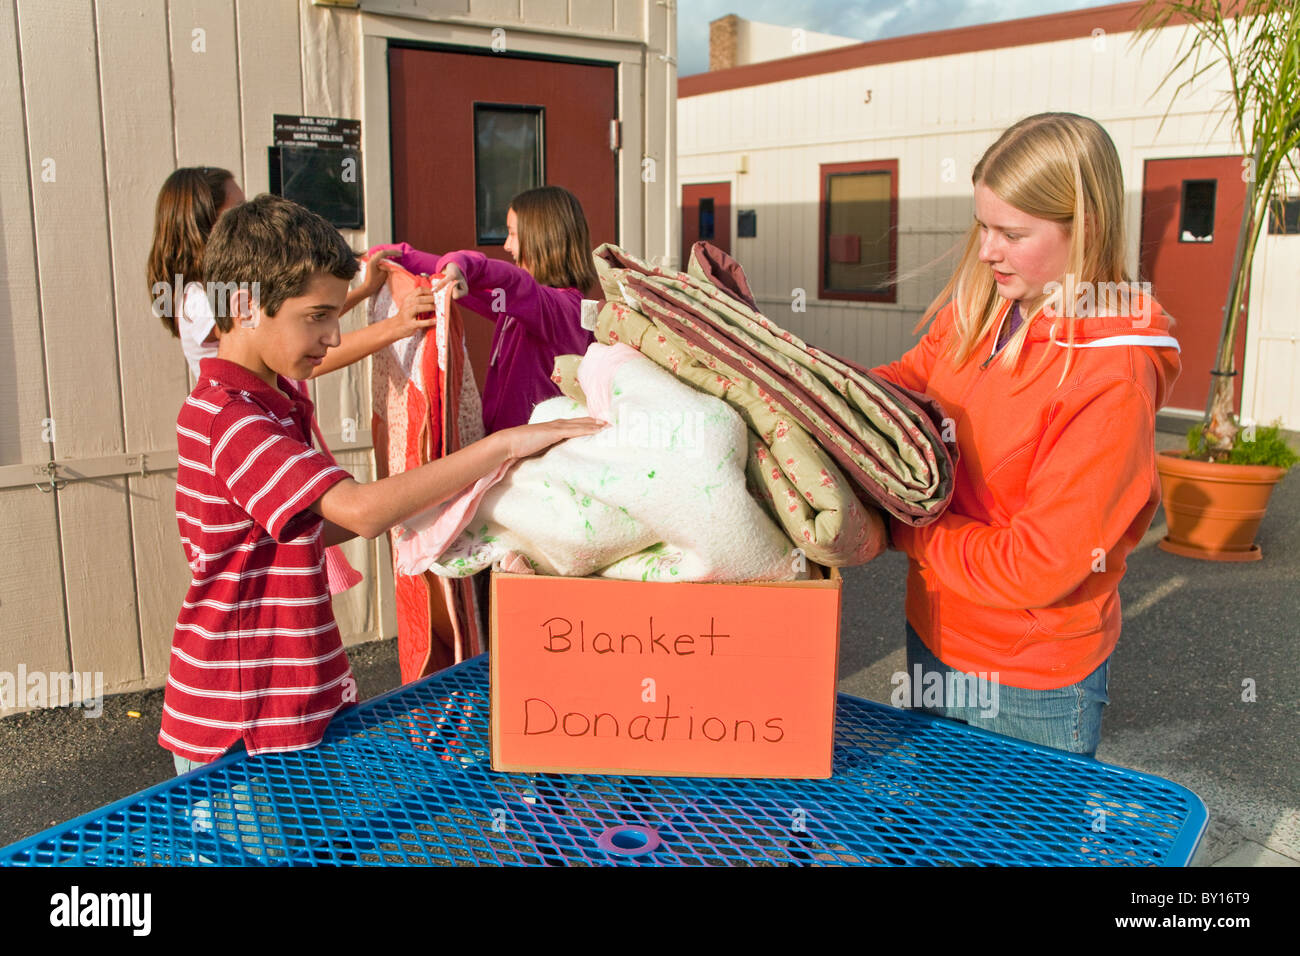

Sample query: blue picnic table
[0,655,1206,866]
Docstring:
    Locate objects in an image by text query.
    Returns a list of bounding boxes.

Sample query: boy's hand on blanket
[498,417,608,460]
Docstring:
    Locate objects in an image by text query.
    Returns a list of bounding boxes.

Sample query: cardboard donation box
[489,569,842,778]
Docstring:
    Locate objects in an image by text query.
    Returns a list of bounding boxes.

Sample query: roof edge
[680,2,1161,97]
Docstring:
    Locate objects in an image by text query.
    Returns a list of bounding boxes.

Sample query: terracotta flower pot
[1154,450,1287,561]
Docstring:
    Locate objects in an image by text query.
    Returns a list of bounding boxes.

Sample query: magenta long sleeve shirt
[377,243,595,433]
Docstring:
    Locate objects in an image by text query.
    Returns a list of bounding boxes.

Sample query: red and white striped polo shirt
[160,357,356,762]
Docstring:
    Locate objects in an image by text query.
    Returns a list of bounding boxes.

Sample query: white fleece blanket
[397,343,800,582]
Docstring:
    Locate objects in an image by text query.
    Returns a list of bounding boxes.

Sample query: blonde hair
[920,113,1130,385]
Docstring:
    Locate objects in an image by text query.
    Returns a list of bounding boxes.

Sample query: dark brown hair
[511,185,598,293]
[146,167,235,336]
[202,194,358,332]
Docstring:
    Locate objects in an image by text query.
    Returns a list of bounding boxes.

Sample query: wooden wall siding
[332,450,379,644]
[569,0,613,34]
[469,0,517,22]
[238,0,304,198]
[168,0,242,172]
[0,3,46,471]
[678,21,1252,378]
[0,0,325,709]
[617,60,646,258]
[0,490,68,695]
[364,0,641,38]
[1244,235,1300,430]
[644,0,676,265]
[2,0,672,711]
[18,0,140,692]
[97,0,195,688]
[520,0,566,25]
[301,0,358,125]
[0,0,69,706]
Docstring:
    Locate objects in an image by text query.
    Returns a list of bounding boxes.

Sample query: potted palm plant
[1136,0,1300,560]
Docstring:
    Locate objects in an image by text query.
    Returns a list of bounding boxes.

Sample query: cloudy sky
[678,0,1123,75]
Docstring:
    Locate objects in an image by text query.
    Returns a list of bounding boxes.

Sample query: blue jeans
[173,741,244,776]
[904,622,1109,757]
[170,743,289,860]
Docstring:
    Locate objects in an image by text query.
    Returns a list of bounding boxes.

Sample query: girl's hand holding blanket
[439,261,469,300]
[358,247,399,297]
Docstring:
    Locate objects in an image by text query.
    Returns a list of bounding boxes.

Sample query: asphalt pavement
[1,423,1296,865]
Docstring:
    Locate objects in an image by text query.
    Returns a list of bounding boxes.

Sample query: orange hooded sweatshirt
[874,295,1181,689]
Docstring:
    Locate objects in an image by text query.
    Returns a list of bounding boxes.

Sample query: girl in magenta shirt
[378,185,598,432]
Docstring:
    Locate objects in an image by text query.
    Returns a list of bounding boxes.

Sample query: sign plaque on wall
[268,115,363,229]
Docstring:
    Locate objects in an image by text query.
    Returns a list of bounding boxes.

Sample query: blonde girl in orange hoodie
[873,113,1181,757]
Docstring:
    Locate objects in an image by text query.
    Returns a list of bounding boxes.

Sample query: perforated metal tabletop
[0,655,1206,866]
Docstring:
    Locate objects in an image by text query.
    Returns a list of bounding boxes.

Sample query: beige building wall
[679,16,1300,430]
[1243,232,1300,432]
[0,0,676,714]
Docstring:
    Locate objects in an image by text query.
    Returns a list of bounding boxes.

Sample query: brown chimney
[710,14,739,71]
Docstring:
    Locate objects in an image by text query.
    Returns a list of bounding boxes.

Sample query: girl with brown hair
[147,166,436,380]
[376,184,598,433]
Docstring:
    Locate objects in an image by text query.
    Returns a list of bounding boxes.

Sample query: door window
[698,197,716,240]
[473,104,544,245]
[1179,179,1216,243]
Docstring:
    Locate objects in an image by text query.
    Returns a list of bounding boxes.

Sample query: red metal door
[389,45,618,385]
[1139,156,1249,412]
[682,182,731,267]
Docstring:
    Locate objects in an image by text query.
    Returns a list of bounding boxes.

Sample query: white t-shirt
[177,281,217,379]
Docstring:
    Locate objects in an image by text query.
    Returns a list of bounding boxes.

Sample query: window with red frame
[819,160,897,302]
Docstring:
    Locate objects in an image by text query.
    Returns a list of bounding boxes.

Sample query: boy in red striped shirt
[162,195,605,773]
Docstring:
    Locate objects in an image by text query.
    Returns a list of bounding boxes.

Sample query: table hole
[597,825,661,857]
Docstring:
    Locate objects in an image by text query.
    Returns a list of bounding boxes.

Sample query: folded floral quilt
[593,242,955,566]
